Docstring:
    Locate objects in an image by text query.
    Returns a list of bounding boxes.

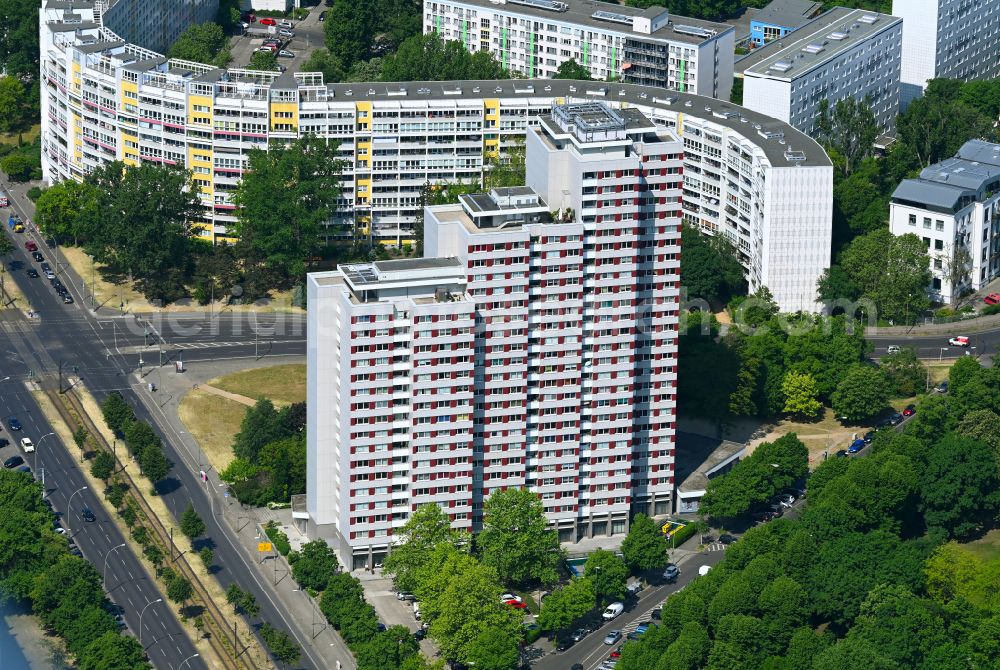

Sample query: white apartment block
[308,102,682,567]
[892,0,1000,108]
[889,140,1000,304]
[100,0,218,54]
[423,0,735,99]
[740,7,902,135]
[40,0,832,312]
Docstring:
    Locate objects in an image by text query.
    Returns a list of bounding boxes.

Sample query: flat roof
[372,257,463,273]
[891,140,1000,211]
[738,7,900,79]
[437,0,733,46]
[752,0,822,29]
[674,432,746,495]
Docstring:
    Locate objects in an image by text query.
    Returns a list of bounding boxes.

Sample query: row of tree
[0,470,151,669]
[617,363,1000,669]
[219,398,305,506]
[101,392,173,485]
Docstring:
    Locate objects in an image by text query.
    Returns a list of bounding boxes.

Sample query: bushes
[221,400,306,506]
[264,521,291,556]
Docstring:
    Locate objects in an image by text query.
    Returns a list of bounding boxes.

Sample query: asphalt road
[1,183,333,669]
[532,550,727,670]
[0,350,204,670]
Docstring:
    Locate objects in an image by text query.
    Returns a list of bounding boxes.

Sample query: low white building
[893,0,1000,109]
[740,7,902,135]
[889,140,1000,304]
[423,0,735,99]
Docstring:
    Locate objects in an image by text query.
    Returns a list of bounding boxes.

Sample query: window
[923,217,931,229]
[908,214,916,226]
[935,239,944,250]
[935,220,945,231]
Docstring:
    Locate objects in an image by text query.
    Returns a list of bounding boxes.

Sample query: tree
[383,503,470,593]
[948,355,982,394]
[620,513,668,573]
[139,444,171,484]
[232,399,286,463]
[537,577,596,631]
[425,560,523,664]
[701,434,808,518]
[896,79,991,169]
[77,631,150,670]
[554,59,592,80]
[166,575,193,605]
[301,48,346,82]
[248,49,280,71]
[781,370,822,419]
[679,225,746,304]
[1,151,35,181]
[259,622,302,668]
[880,348,927,397]
[840,229,932,324]
[955,408,1000,463]
[90,451,115,481]
[102,392,134,434]
[831,365,890,423]
[919,432,1000,539]
[0,75,26,133]
[733,286,779,329]
[124,421,161,460]
[231,137,346,282]
[167,23,230,67]
[478,488,562,585]
[325,0,377,67]
[465,628,520,670]
[292,539,339,592]
[379,34,507,82]
[225,583,261,618]
[180,504,206,539]
[355,625,420,670]
[584,549,629,605]
[816,97,878,176]
[199,546,214,567]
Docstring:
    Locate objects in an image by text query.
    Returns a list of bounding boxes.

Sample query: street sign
[257,542,273,552]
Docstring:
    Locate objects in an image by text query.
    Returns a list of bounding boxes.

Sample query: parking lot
[229,4,326,73]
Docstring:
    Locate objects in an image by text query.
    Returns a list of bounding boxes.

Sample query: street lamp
[34,432,56,496]
[103,542,127,588]
[139,598,162,646]
[66,485,89,533]
[179,653,200,669]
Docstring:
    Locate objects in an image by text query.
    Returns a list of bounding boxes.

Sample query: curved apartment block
[40,0,832,312]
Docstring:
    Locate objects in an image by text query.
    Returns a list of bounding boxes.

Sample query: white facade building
[889,140,1000,304]
[892,0,1000,108]
[308,103,682,567]
[40,0,832,312]
[423,0,735,99]
[740,7,902,135]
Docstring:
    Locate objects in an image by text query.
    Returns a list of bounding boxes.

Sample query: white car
[278,29,294,37]
[500,593,522,604]
[698,565,712,576]
[279,20,293,28]
[278,49,294,58]
[949,336,970,347]
[886,345,900,354]
[602,602,624,620]
[20,437,35,453]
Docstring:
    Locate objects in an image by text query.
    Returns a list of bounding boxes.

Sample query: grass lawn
[0,125,40,146]
[757,407,857,468]
[964,529,1000,562]
[178,390,244,474]
[58,245,304,314]
[210,364,306,405]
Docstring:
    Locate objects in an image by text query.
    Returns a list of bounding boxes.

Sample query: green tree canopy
[553,59,592,80]
[231,136,346,282]
[383,503,470,593]
[781,370,822,419]
[584,549,629,605]
[537,577,596,631]
[291,539,339,592]
[180,504,206,539]
[620,513,669,573]
[478,488,563,586]
[701,434,808,519]
[840,229,931,324]
[167,23,231,67]
[831,365,890,423]
[918,432,1000,539]
[380,34,507,82]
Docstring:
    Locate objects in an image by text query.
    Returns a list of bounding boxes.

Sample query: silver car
[603,630,622,645]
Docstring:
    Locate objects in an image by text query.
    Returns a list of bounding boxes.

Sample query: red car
[259,17,276,26]
[902,404,916,417]
[610,647,623,659]
[503,599,527,609]
[25,240,37,252]
[986,293,1000,305]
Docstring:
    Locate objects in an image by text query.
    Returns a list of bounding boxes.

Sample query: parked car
[259,17,276,26]
[16,465,30,473]
[603,630,622,645]
[500,593,522,604]
[777,492,796,507]
[278,28,294,37]
[319,10,326,21]
[504,599,527,609]
[698,565,712,576]
[555,636,575,652]
[662,564,680,583]
[889,412,904,426]
[985,293,1000,305]
[903,404,916,417]
[63,294,74,304]
[20,438,34,453]
[650,607,662,620]
[4,455,24,469]
[835,449,849,458]
[602,602,624,620]
[396,592,415,601]
[935,381,949,393]
[278,49,294,58]
[26,268,38,278]
[7,418,21,431]
[279,19,293,27]
[25,240,37,252]
[80,507,96,522]
[413,628,426,641]
[626,582,643,597]
[848,439,865,454]
[571,628,589,642]
[949,335,970,347]
[863,431,874,444]
[412,602,421,620]
[719,533,737,545]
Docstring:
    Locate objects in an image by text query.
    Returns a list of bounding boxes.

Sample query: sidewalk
[127,355,362,670]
